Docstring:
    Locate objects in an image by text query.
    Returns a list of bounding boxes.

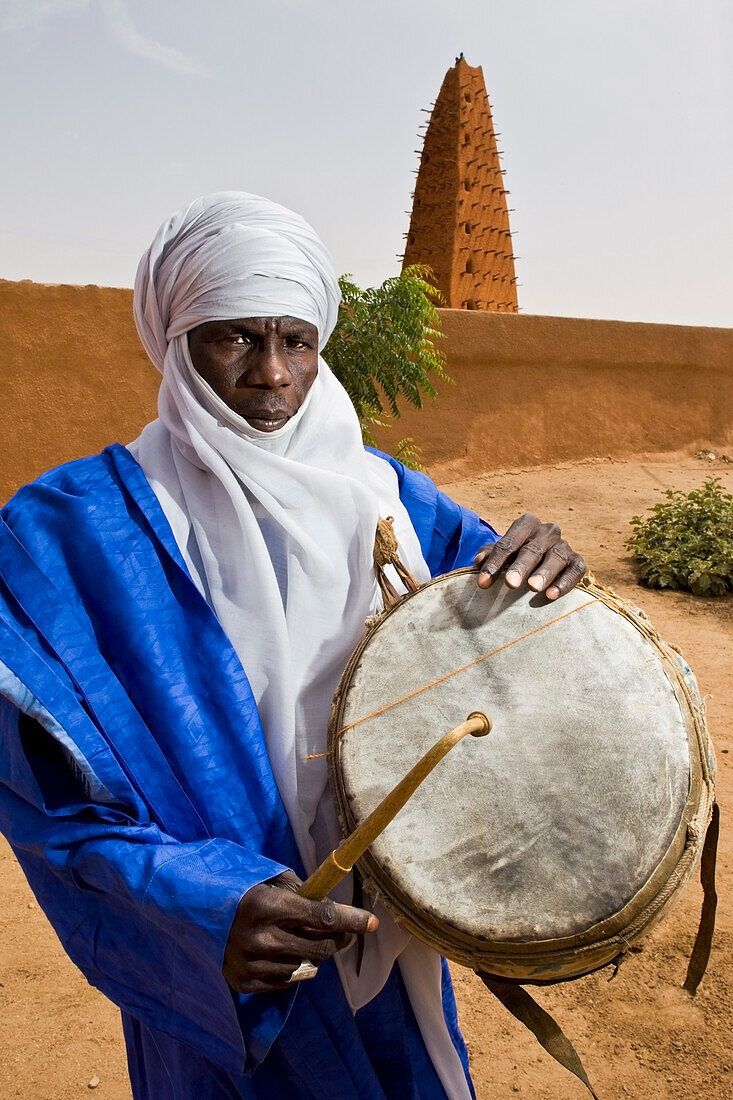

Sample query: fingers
[475,514,540,588]
[267,888,378,938]
[504,526,562,590]
[525,543,570,591]
[474,514,586,598]
[544,554,586,600]
[240,957,304,982]
[225,955,311,995]
[316,897,375,936]
[224,879,379,994]
[239,879,377,938]
[226,916,359,994]
[281,930,343,962]
[238,922,341,966]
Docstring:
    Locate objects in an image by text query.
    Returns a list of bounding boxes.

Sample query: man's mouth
[243,409,292,431]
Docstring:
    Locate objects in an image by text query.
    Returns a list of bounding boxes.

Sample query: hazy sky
[0,0,730,326]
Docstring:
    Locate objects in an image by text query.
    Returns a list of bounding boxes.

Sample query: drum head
[330,571,700,977]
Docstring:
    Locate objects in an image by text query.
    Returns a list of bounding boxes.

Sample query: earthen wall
[374,311,733,480]
[1,279,731,501]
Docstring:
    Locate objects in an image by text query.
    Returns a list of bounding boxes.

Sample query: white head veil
[128,197,472,1094]
[134,191,339,360]
[131,190,431,851]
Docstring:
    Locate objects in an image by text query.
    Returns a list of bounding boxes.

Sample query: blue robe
[0,443,498,1099]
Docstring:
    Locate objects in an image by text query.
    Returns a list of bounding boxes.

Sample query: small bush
[627,477,733,596]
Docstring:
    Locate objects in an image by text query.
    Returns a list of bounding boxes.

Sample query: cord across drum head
[328,571,715,982]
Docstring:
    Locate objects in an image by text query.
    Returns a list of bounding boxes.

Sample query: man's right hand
[223,870,379,994]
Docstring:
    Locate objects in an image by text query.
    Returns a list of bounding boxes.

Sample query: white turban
[128,193,470,1098]
[134,190,340,362]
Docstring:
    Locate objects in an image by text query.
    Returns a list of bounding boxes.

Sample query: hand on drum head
[222,870,379,994]
[475,513,586,600]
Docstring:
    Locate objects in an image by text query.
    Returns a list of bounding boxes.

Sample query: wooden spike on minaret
[403,57,518,312]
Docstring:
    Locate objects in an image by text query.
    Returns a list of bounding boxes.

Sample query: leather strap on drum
[373,517,421,609]
[683,800,719,995]
[478,973,599,1100]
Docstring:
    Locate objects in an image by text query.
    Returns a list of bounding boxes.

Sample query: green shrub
[627,478,733,595]
[325,265,449,465]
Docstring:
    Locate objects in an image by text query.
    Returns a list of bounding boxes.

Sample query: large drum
[327,570,716,983]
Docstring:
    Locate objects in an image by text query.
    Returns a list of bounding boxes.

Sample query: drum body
[329,572,715,982]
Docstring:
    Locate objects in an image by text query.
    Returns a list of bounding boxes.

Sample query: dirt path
[0,453,730,1099]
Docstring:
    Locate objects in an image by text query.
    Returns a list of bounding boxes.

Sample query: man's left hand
[474,514,586,600]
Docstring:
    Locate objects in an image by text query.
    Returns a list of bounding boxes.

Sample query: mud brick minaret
[402,57,518,311]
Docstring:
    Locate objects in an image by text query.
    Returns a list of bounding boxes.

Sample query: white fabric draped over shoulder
[128,192,471,1099]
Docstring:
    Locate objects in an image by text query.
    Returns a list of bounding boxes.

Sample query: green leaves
[626,478,733,596]
[324,266,449,466]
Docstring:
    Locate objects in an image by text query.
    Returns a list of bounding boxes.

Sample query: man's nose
[246,345,292,389]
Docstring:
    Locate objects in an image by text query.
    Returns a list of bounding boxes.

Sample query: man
[0,192,585,1099]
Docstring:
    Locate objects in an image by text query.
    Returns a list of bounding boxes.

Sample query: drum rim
[328,570,715,980]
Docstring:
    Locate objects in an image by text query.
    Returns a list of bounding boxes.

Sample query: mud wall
[0,280,158,503]
[374,310,733,480]
[1,279,731,501]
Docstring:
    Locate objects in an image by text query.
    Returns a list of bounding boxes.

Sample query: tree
[324,265,449,466]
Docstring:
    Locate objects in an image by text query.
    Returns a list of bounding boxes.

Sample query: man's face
[187,315,319,432]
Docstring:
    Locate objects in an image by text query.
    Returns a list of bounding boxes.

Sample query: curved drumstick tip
[467,711,492,737]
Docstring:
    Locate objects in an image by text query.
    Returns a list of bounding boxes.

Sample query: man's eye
[229,334,252,345]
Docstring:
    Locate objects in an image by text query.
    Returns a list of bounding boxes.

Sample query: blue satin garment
[0,443,498,1099]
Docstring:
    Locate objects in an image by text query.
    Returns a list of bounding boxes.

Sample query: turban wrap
[134,191,340,364]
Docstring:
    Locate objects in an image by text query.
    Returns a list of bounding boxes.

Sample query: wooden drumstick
[298,711,492,902]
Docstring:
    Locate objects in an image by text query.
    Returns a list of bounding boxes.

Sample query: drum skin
[329,571,716,983]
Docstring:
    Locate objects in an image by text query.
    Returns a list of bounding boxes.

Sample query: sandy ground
[0,452,731,1099]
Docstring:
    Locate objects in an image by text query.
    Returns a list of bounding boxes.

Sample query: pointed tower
[402,57,518,311]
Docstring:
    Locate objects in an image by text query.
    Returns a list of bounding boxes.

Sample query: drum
[327,570,716,983]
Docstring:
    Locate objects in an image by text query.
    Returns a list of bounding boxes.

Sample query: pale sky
[0,0,730,326]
